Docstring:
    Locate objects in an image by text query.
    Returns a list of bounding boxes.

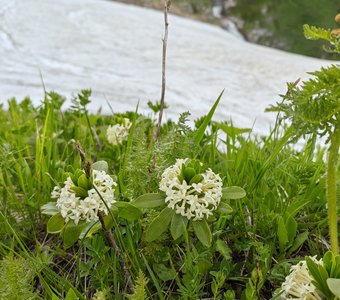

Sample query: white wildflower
[159,159,223,221]
[279,257,324,300]
[54,170,116,224]
[106,118,131,145]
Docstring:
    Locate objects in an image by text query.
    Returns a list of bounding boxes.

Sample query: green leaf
[144,207,174,242]
[114,202,142,221]
[193,90,223,144]
[183,167,196,183]
[327,278,340,297]
[153,263,176,281]
[47,213,65,233]
[216,239,231,260]
[277,216,288,252]
[189,174,204,185]
[217,202,233,215]
[287,231,308,256]
[286,216,297,243]
[323,251,334,275]
[65,288,78,300]
[132,193,165,208]
[92,160,109,173]
[61,221,84,248]
[222,186,246,199]
[303,24,332,41]
[170,213,188,240]
[41,202,59,216]
[77,173,91,190]
[71,185,88,198]
[192,219,212,247]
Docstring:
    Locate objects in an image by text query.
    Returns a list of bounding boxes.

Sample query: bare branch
[154,0,171,143]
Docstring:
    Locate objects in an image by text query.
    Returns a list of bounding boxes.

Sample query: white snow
[0,0,336,135]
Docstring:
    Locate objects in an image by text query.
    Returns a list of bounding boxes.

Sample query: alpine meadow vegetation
[0,8,340,300]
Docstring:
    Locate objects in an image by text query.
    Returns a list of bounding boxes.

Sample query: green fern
[303,24,340,53]
[127,270,149,300]
[0,255,39,300]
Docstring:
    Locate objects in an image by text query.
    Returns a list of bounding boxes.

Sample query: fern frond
[127,270,149,300]
[0,255,39,300]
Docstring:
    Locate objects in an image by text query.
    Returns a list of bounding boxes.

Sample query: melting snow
[0,0,336,135]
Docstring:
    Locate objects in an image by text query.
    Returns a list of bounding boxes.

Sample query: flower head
[106,118,131,145]
[278,257,323,300]
[159,158,223,220]
[54,170,116,224]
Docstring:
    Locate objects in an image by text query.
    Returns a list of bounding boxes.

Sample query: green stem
[327,130,340,255]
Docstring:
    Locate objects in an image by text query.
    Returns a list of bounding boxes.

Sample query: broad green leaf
[216,239,231,260]
[189,174,204,185]
[193,90,223,144]
[287,231,308,256]
[277,216,288,252]
[41,202,59,216]
[47,213,65,233]
[222,186,246,199]
[77,173,91,190]
[170,213,188,240]
[153,263,176,281]
[65,288,78,300]
[114,202,142,221]
[132,193,165,208]
[331,255,340,278]
[92,160,109,173]
[286,216,297,243]
[79,220,101,239]
[217,202,233,215]
[144,207,174,242]
[327,278,340,297]
[323,251,334,275]
[183,167,196,183]
[71,185,88,198]
[61,221,84,248]
[192,219,212,247]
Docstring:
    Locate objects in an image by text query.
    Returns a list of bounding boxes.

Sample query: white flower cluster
[279,258,323,300]
[52,170,116,224]
[159,158,223,220]
[106,118,131,145]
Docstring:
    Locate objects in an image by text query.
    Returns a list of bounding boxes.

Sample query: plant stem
[327,129,340,255]
[98,213,135,293]
[154,0,171,144]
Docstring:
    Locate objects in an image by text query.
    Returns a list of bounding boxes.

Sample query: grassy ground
[0,86,336,299]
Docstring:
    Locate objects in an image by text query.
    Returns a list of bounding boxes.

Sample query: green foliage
[304,24,340,53]
[0,255,39,300]
[0,90,334,298]
[306,251,340,299]
[127,270,149,300]
[267,65,340,143]
[229,0,340,59]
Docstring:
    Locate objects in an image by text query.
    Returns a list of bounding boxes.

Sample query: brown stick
[154,0,171,143]
[98,213,135,293]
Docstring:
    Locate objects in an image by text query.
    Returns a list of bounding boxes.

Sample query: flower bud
[335,13,340,23]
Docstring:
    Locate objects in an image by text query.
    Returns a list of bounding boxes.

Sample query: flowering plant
[106,117,131,146]
[131,158,246,247]
[42,161,142,248]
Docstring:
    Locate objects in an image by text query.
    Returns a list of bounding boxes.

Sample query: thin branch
[98,213,135,293]
[75,142,135,292]
[154,0,171,143]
